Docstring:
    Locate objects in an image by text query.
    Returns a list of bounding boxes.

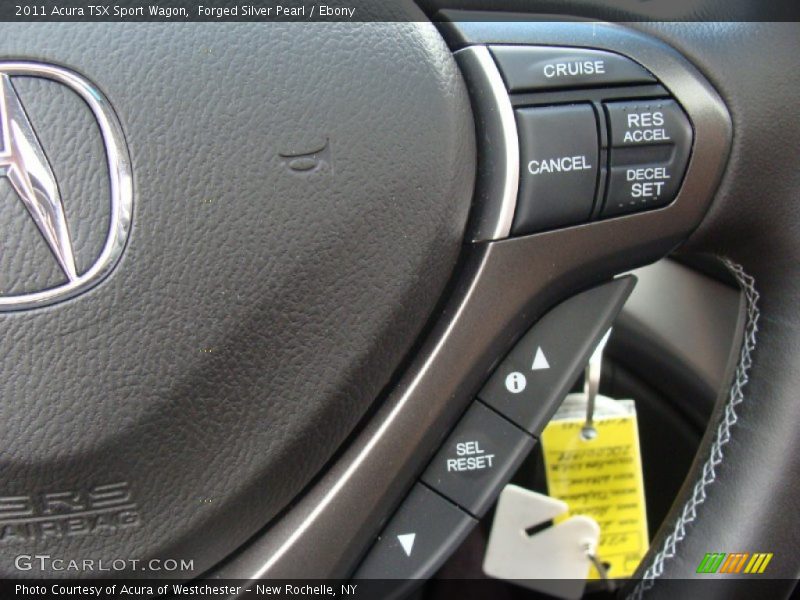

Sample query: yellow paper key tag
[541,393,649,580]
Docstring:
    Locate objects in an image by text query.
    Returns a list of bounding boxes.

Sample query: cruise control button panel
[458,44,697,239]
[421,402,534,517]
[513,104,599,235]
[490,46,655,92]
[479,276,636,435]
[603,99,693,216]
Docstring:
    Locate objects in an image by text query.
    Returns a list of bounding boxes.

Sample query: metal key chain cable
[581,329,612,441]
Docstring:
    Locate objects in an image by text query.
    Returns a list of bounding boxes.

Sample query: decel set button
[603,99,693,216]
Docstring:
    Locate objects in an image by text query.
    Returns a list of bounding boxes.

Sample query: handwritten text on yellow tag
[541,406,648,579]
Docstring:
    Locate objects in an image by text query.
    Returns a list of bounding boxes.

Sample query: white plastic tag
[483,484,600,600]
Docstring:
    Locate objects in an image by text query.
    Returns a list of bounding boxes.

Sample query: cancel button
[528,155,592,175]
[513,104,599,235]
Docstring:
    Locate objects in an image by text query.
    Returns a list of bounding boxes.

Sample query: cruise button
[490,46,655,92]
[512,104,599,235]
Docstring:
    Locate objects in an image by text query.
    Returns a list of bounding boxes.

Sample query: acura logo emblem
[0,62,131,310]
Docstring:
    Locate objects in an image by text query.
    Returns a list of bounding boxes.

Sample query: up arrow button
[478,277,636,436]
[531,347,550,371]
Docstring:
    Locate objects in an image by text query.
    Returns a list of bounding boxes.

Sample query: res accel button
[605,99,691,148]
[490,46,655,92]
[422,402,534,517]
[512,104,599,235]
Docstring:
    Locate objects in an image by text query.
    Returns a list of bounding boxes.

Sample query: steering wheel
[0,3,797,600]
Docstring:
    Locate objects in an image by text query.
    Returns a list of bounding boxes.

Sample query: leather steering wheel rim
[624,22,800,599]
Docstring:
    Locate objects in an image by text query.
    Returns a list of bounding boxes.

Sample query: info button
[422,402,534,517]
[512,104,599,235]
